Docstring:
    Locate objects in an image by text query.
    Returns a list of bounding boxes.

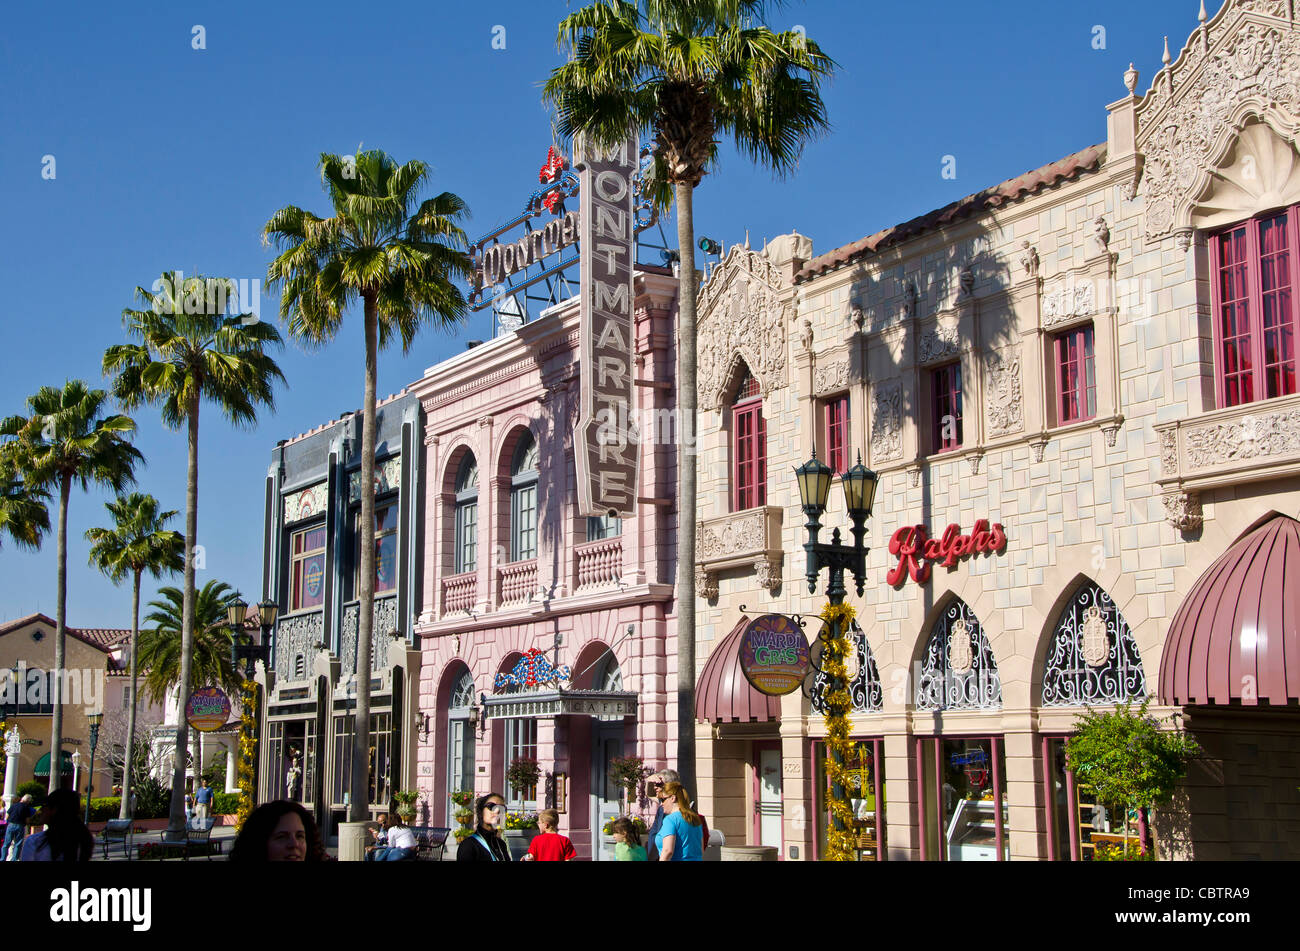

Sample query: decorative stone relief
[1042,282,1095,327]
[1159,429,1179,474]
[849,304,865,331]
[697,245,790,410]
[1029,435,1050,463]
[918,322,961,365]
[1183,408,1300,468]
[870,382,904,463]
[696,509,767,559]
[341,595,400,675]
[813,358,851,396]
[1134,14,1300,239]
[985,349,1024,436]
[967,451,985,476]
[948,619,973,674]
[1080,606,1110,668]
[1163,491,1204,531]
[799,319,813,351]
[696,568,718,601]
[1102,421,1123,448]
[275,610,323,678]
[753,555,782,594]
[1018,241,1040,278]
[284,482,328,524]
[958,267,975,299]
[347,454,402,503]
[1091,216,1111,256]
[906,464,922,488]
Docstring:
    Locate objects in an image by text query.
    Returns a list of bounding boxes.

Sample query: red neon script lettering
[887,520,1007,587]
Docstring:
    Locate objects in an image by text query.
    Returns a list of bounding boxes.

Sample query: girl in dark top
[229,800,330,861]
[456,792,512,862]
[19,789,93,862]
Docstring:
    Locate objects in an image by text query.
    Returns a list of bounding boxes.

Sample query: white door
[592,729,623,861]
[447,718,472,824]
[758,748,783,850]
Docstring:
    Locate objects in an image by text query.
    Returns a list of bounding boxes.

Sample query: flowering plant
[506,757,541,798]
[505,811,538,830]
[602,816,647,836]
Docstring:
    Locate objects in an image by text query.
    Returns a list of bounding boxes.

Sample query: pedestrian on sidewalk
[611,816,647,861]
[523,808,574,861]
[3,795,35,861]
[456,793,511,862]
[194,779,213,824]
[229,800,329,862]
[654,783,704,862]
[644,770,710,861]
[19,789,93,862]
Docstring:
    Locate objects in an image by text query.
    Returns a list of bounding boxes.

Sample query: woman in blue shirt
[654,782,703,861]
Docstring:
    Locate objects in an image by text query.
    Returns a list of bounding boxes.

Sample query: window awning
[695,615,782,724]
[1160,513,1300,706]
[34,750,75,776]
[483,689,637,720]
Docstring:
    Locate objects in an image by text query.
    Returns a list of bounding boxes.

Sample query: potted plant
[503,810,539,858]
[506,757,541,806]
[450,789,475,843]
[392,789,420,823]
[1065,700,1200,859]
[602,815,647,837]
[608,755,651,816]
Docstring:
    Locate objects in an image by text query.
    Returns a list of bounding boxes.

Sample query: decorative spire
[1163,35,1172,67]
[1124,62,1139,95]
[1198,0,1207,24]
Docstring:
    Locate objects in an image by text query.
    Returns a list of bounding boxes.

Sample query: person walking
[611,816,647,861]
[229,800,330,862]
[456,793,511,862]
[194,779,214,824]
[19,789,93,862]
[3,795,35,861]
[645,770,710,861]
[523,808,575,861]
[654,782,704,862]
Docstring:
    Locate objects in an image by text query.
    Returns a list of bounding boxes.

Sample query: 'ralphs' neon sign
[887,520,1007,587]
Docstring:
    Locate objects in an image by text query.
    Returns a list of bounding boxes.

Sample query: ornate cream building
[692,0,1300,861]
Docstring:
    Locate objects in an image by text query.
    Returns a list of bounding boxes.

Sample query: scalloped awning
[695,615,781,724]
[1160,514,1300,706]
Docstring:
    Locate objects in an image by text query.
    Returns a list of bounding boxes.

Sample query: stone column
[225,745,238,794]
[2,728,21,810]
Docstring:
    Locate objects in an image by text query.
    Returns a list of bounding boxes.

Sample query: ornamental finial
[1198,0,1207,25]
[1163,35,1172,67]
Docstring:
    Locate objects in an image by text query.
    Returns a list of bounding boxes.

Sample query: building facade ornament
[283,482,328,524]
[696,509,768,560]
[870,381,904,463]
[1133,6,1300,239]
[917,322,962,365]
[1091,216,1111,255]
[1042,282,1096,327]
[1183,408,1300,468]
[698,279,790,411]
[906,463,922,488]
[696,568,718,601]
[967,451,985,476]
[1162,491,1204,531]
[1018,241,1040,278]
[813,358,851,396]
[1029,434,1050,463]
[347,455,402,503]
[1159,428,1179,474]
[984,348,1024,437]
[1101,421,1123,448]
[753,555,782,594]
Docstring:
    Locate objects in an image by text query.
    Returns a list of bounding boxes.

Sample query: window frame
[731,384,767,512]
[289,523,327,614]
[351,497,399,598]
[822,392,851,475]
[509,433,539,563]
[929,361,964,455]
[1209,203,1300,408]
[1053,323,1098,425]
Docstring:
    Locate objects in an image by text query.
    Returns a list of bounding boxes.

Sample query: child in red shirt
[523,808,576,861]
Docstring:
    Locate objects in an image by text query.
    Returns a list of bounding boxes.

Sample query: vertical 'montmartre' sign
[575,130,639,517]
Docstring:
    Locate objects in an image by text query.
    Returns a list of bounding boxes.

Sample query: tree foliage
[1065,700,1200,812]
[137,580,243,705]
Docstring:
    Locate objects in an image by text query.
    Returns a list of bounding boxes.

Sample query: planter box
[504,828,538,860]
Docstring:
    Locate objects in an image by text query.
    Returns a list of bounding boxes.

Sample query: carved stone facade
[812,357,851,396]
[341,595,400,675]
[984,348,1024,436]
[1184,408,1300,469]
[275,610,324,680]
[870,382,904,462]
[1042,281,1095,327]
[1162,491,1204,531]
[917,322,961,365]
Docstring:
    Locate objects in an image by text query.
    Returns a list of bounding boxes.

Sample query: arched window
[510,433,539,561]
[915,599,1001,711]
[731,368,766,511]
[446,668,476,820]
[591,653,623,692]
[810,622,882,713]
[1041,583,1146,706]
[450,668,476,711]
[454,453,478,574]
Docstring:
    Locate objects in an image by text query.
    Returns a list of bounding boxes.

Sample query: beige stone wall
[692,0,1300,860]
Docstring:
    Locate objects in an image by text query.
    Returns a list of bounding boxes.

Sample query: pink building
[411,267,680,859]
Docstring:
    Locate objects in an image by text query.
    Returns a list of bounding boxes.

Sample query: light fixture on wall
[415,712,430,743]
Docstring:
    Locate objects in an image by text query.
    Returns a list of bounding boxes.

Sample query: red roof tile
[794,144,1107,283]
[0,613,131,652]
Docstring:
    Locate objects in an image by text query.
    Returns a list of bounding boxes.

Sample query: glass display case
[944,797,1009,861]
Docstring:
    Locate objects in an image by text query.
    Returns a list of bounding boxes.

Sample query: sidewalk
[93,823,239,862]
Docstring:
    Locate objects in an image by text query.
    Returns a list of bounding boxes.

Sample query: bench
[408,826,451,861]
[157,820,222,860]
[100,819,134,861]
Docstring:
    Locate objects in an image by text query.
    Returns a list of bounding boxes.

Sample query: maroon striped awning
[695,615,782,724]
[1160,513,1300,706]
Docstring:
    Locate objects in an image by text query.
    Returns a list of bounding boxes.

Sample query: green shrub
[131,775,170,819]
[88,797,121,822]
[16,781,46,806]
[212,792,239,815]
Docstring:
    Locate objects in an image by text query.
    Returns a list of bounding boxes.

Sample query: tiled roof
[0,613,131,652]
[794,144,1108,283]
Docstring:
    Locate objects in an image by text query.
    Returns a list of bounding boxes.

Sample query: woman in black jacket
[456,793,511,862]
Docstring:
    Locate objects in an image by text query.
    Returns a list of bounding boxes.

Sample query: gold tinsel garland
[819,601,858,861]
[236,679,258,831]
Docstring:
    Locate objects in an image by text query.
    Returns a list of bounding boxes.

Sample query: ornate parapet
[275,609,324,678]
[696,505,784,597]
[1155,393,1300,526]
[341,596,400,674]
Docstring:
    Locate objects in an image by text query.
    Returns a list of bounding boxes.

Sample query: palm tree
[103,274,284,832]
[137,580,243,705]
[264,149,472,826]
[543,0,834,792]
[0,462,50,552]
[0,381,143,793]
[86,492,184,819]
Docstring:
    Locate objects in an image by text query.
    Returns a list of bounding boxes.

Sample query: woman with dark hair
[19,789,93,862]
[455,792,511,862]
[229,800,329,862]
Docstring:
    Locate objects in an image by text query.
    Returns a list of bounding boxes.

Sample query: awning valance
[695,615,781,724]
[34,750,75,776]
[1160,513,1300,706]
[483,689,637,720]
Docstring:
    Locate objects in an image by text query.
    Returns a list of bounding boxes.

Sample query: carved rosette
[1183,409,1300,469]
[813,359,851,396]
[870,382,903,463]
[1162,491,1204,531]
[1134,14,1300,239]
[985,348,1024,436]
[1042,282,1095,328]
[753,555,782,594]
[696,568,719,601]
[918,323,961,365]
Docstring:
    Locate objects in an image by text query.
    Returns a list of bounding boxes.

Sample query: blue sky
[0,0,1209,627]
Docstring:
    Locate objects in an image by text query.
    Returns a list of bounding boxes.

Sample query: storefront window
[916,599,1001,711]
[504,717,538,809]
[353,501,398,596]
[331,712,390,809]
[289,524,326,613]
[1041,583,1147,706]
[917,736,1008,861]
[1042,736,1143,860]
[813,738,885,861]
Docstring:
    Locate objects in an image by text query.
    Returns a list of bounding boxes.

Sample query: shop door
[591,724,624,862]
[753,743,783,852]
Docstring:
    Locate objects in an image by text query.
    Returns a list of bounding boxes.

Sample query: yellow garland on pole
[236,678,258,831]
[819,601,857,861]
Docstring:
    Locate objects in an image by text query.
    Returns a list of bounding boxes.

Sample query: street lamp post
[82,712,103,825]
[794,449,878,859]
[228,596,278,811]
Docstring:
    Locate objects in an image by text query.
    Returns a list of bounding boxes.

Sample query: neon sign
[887,519,1007,587]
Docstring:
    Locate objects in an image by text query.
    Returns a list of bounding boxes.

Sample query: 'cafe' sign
[887,519,1007,587]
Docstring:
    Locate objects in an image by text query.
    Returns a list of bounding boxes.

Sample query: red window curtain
[1055,325,1096,424]
[733,400,767,511]
[1212,206,1299,407]
[931,363,963,453]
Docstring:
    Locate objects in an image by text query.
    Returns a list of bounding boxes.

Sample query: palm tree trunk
[673,181,698,796]
[49,474,71,794]
[170,395,200,832]
[119,569,141,820]
[350,294,378,822]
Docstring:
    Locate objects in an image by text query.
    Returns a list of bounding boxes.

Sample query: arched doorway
[446,668,476,824]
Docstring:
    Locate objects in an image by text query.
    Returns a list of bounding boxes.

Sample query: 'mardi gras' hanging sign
[737,614,811,696]
[887,520,1008,587]
[574,130,640,518]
